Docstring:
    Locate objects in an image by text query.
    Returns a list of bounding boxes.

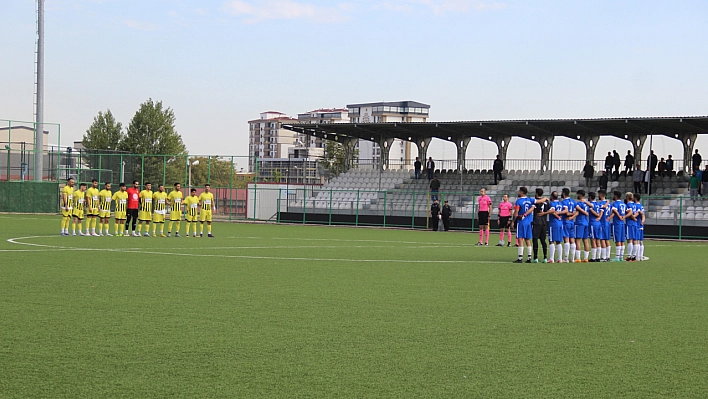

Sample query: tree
[81,109,124,178]
[189,157,237,187]
[321,140,353,176]
[120,99,187,184]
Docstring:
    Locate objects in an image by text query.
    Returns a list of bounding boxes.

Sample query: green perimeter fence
[0,150,706,239]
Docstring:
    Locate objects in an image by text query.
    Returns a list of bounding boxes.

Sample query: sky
[2,0,708,163]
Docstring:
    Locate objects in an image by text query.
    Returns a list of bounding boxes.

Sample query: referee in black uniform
[532,188,552,263]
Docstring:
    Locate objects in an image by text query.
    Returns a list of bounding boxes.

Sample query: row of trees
[82,99,243,187]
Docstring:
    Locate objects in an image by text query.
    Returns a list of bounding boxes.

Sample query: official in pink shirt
[497,194,514,246]
[477,188,493,245]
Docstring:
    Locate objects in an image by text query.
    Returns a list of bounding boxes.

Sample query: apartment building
[248,111,298,172]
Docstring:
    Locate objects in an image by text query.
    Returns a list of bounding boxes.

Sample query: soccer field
[1,215,706,398]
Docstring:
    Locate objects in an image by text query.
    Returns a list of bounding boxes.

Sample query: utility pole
[34,0,45,181]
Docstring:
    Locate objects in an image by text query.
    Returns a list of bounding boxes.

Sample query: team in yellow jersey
[59,181,216,238]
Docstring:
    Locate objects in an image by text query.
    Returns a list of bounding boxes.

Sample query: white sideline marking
[5,236,508,264]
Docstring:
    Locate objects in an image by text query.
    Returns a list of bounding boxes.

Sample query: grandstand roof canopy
[282,116,708,144]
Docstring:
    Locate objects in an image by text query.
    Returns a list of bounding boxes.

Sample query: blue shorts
[589,223,601,239]
[600,224,611,241]
[626,224,637,241]
[612,224,626,243]
[575,224,589,239]
[516,222,533,240]
[549,225,564,243]
[563,221,575,239]
[636,225,644,241]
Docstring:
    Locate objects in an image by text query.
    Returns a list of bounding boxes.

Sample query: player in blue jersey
[608,190,628,261]
[547,191,564,263]
[597,189,612,262]
[560,188,577,263]
[624,192,638,262]
[513,187,536,263]
[586,192,604,262]
[632,194,645,261]
[574,190,591,262]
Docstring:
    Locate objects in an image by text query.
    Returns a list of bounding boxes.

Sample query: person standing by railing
[493,156,504,185]
[604,152,614,176]
[429,176,440,202]
[414,157,422,180]
[689,171,700,198]
[426,157,435,181]
[583,161,594,188]
[633,166,644,194]
[624,151,634,174]
[692,149,702,172]
[665,155,674,176]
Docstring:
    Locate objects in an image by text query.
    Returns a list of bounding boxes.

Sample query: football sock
[207,225,212,234]
[200,224,204,234]
[563,243,570,260]
[584,251,589,260]
[639,244,644,260]
[185,222,190,234]
[527,246,533,260]
[499,232,504,242]
[71,221,76,234]
[507,231,512,243]
[570,244,577,261]
[574,250,581,261]
[160,224,164,234]
[137,224,142,234]
[616,246,622,259]
[517,246,524,259]
[479,230,483,243]
[556,244,563,261]
[627,243,634,258]
[549,244,556,260]
[168,221,173,233]
[592,248,598,260]
[485,229,490,244]
[176,221,181,233]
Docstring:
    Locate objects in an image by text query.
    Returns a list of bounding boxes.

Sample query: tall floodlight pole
[34,0,45,181]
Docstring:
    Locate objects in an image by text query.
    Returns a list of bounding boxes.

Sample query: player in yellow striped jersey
[183,188,200,238]
[98,182,113,236]
[151,184,168,237]
[85,179,101,236]
[167,182,183,237]
[60,178,76,236]
[137,182,153,237]
[112,183,129,236]
[71,183,87,236]
[198,184,216,238]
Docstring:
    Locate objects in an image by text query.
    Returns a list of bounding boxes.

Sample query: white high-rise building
[248,111,298,172]
[296,108,349,149]
[347,101,430,168]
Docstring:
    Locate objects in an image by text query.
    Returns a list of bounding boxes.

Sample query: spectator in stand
[604,152,614,176]
[658,158,666,176]
[624,150,635,173]
[665,155,674,176]
[414,157,422,180]
[644,167,652,195]
[429,176,441,201]
[583,161,594,188]
[703,165,708,197]
[430,199,441,231]
[598,171,609,191]
[493,155,504,185]
[426,157,435,180]
[693,149,702,172]
[442,200,452,231]
[613,150,621,174]
[648,150,658,178]
[689,171,700,198]
[633,165,644,194]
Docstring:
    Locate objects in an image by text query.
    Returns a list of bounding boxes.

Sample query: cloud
[379,0,508,14]
[223,0,351,23]
[123,19,158,31]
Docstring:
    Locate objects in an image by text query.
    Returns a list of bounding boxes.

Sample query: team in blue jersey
[519,186,645,263]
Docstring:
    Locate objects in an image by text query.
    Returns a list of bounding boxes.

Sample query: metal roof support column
[580,134,599,168]
[492,135,512,165]
[377,137,395,171]
[534,134,555,173]
[628,134,647,169]
[680,133,698,173]
[456,137,471,172]
[342,136,359,172]
[416,138,432,165]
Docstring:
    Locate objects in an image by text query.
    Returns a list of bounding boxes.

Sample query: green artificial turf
[0,215,706,398]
